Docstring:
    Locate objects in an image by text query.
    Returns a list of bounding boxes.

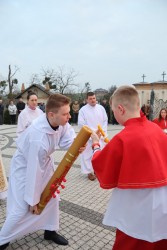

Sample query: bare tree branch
[41,66,78,94]
[29,74,40,85]
[10,65,19,78]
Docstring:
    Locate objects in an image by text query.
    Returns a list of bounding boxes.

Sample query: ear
[47,111,54,119]
[118,104,125,115]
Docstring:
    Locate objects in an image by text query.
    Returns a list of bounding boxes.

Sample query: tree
[41,66,78,94]
[103,85,117,101]
[29,74,40,85]
[0,65,19,97]
[56,67,78,94]
[78,82,92,100]
[8,65,19,96]
[83,82,91,93]
[108,85,117,95]
[149,89,155,121]
[41,69,56,90]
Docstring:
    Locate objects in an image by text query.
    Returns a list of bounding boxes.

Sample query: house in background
[94,88,108,102]
[133,81,167,106]
[15,83,52,104]
[15,80,167,108]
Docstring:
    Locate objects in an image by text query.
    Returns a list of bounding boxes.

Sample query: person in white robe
[17,91,43,136]
[78,92,108,181]
[0,93,85,250]
[0,150,8,200]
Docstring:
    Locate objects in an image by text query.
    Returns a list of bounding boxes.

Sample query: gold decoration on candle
[37,125,92,214]
[0,152,8,194]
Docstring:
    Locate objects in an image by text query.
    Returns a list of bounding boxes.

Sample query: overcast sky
[0,0,167,91]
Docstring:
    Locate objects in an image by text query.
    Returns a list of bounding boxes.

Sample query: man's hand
[91,131,100,144]
[30,205,40,215]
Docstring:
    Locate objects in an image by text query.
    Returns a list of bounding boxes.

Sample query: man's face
[87,95,96,107]
[49,104,71,127]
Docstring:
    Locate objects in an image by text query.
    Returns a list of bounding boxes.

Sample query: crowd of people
[0,95,45,126]
[1,87,167,249]
[0,95,115,126]
[140,106,167,134]
[70,98,115,125]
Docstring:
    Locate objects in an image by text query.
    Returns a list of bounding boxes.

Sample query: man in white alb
[0,93,85,250]
[78,92,108,181]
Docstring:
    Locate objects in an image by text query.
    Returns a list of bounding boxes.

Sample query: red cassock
[140,109,145,117]
[112,230,167,250]
[152,118,167,130]
[92,116,167,189]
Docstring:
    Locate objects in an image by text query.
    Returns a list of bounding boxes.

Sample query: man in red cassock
[91,85,167,250]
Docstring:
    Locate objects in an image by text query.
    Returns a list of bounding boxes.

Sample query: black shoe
[44,230,68,245]
[0,243,9,250]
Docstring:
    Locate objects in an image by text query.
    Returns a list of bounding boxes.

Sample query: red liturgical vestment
[92,116,167,189]
[152,118,167,130]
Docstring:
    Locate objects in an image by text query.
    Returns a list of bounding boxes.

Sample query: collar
[47,117,59,131]
[124,116,147,126]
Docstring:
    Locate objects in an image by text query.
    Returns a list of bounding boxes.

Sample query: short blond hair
[110,85,140,112]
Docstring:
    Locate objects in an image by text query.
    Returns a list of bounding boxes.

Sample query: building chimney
[21,83,25,92]
[45,82,50,91]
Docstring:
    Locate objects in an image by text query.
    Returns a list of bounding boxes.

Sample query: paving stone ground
[0,124,123,250]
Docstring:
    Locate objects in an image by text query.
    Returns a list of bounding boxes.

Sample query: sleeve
[16,103,19,111]
[14,105,17,113]
[8,106,11,113]
[38,109,44,115]
[17,112,29,135]
[78,108,87,128]
[24,141,48,206]
[92,135,123,189]
[59,123,76,149]
[101,106,108,133]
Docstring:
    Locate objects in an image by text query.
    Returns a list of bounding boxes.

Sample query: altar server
[0,93,85,250]
[78,92,108,181]
[91,86,167,250]
[17,91,43,136]
[152,108,167,133]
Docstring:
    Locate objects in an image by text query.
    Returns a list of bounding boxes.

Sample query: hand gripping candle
[37,125,92,214]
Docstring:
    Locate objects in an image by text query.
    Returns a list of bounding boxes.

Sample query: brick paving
[0,124,123,250]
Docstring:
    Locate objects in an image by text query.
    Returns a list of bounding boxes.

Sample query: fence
[152,97,167,120]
